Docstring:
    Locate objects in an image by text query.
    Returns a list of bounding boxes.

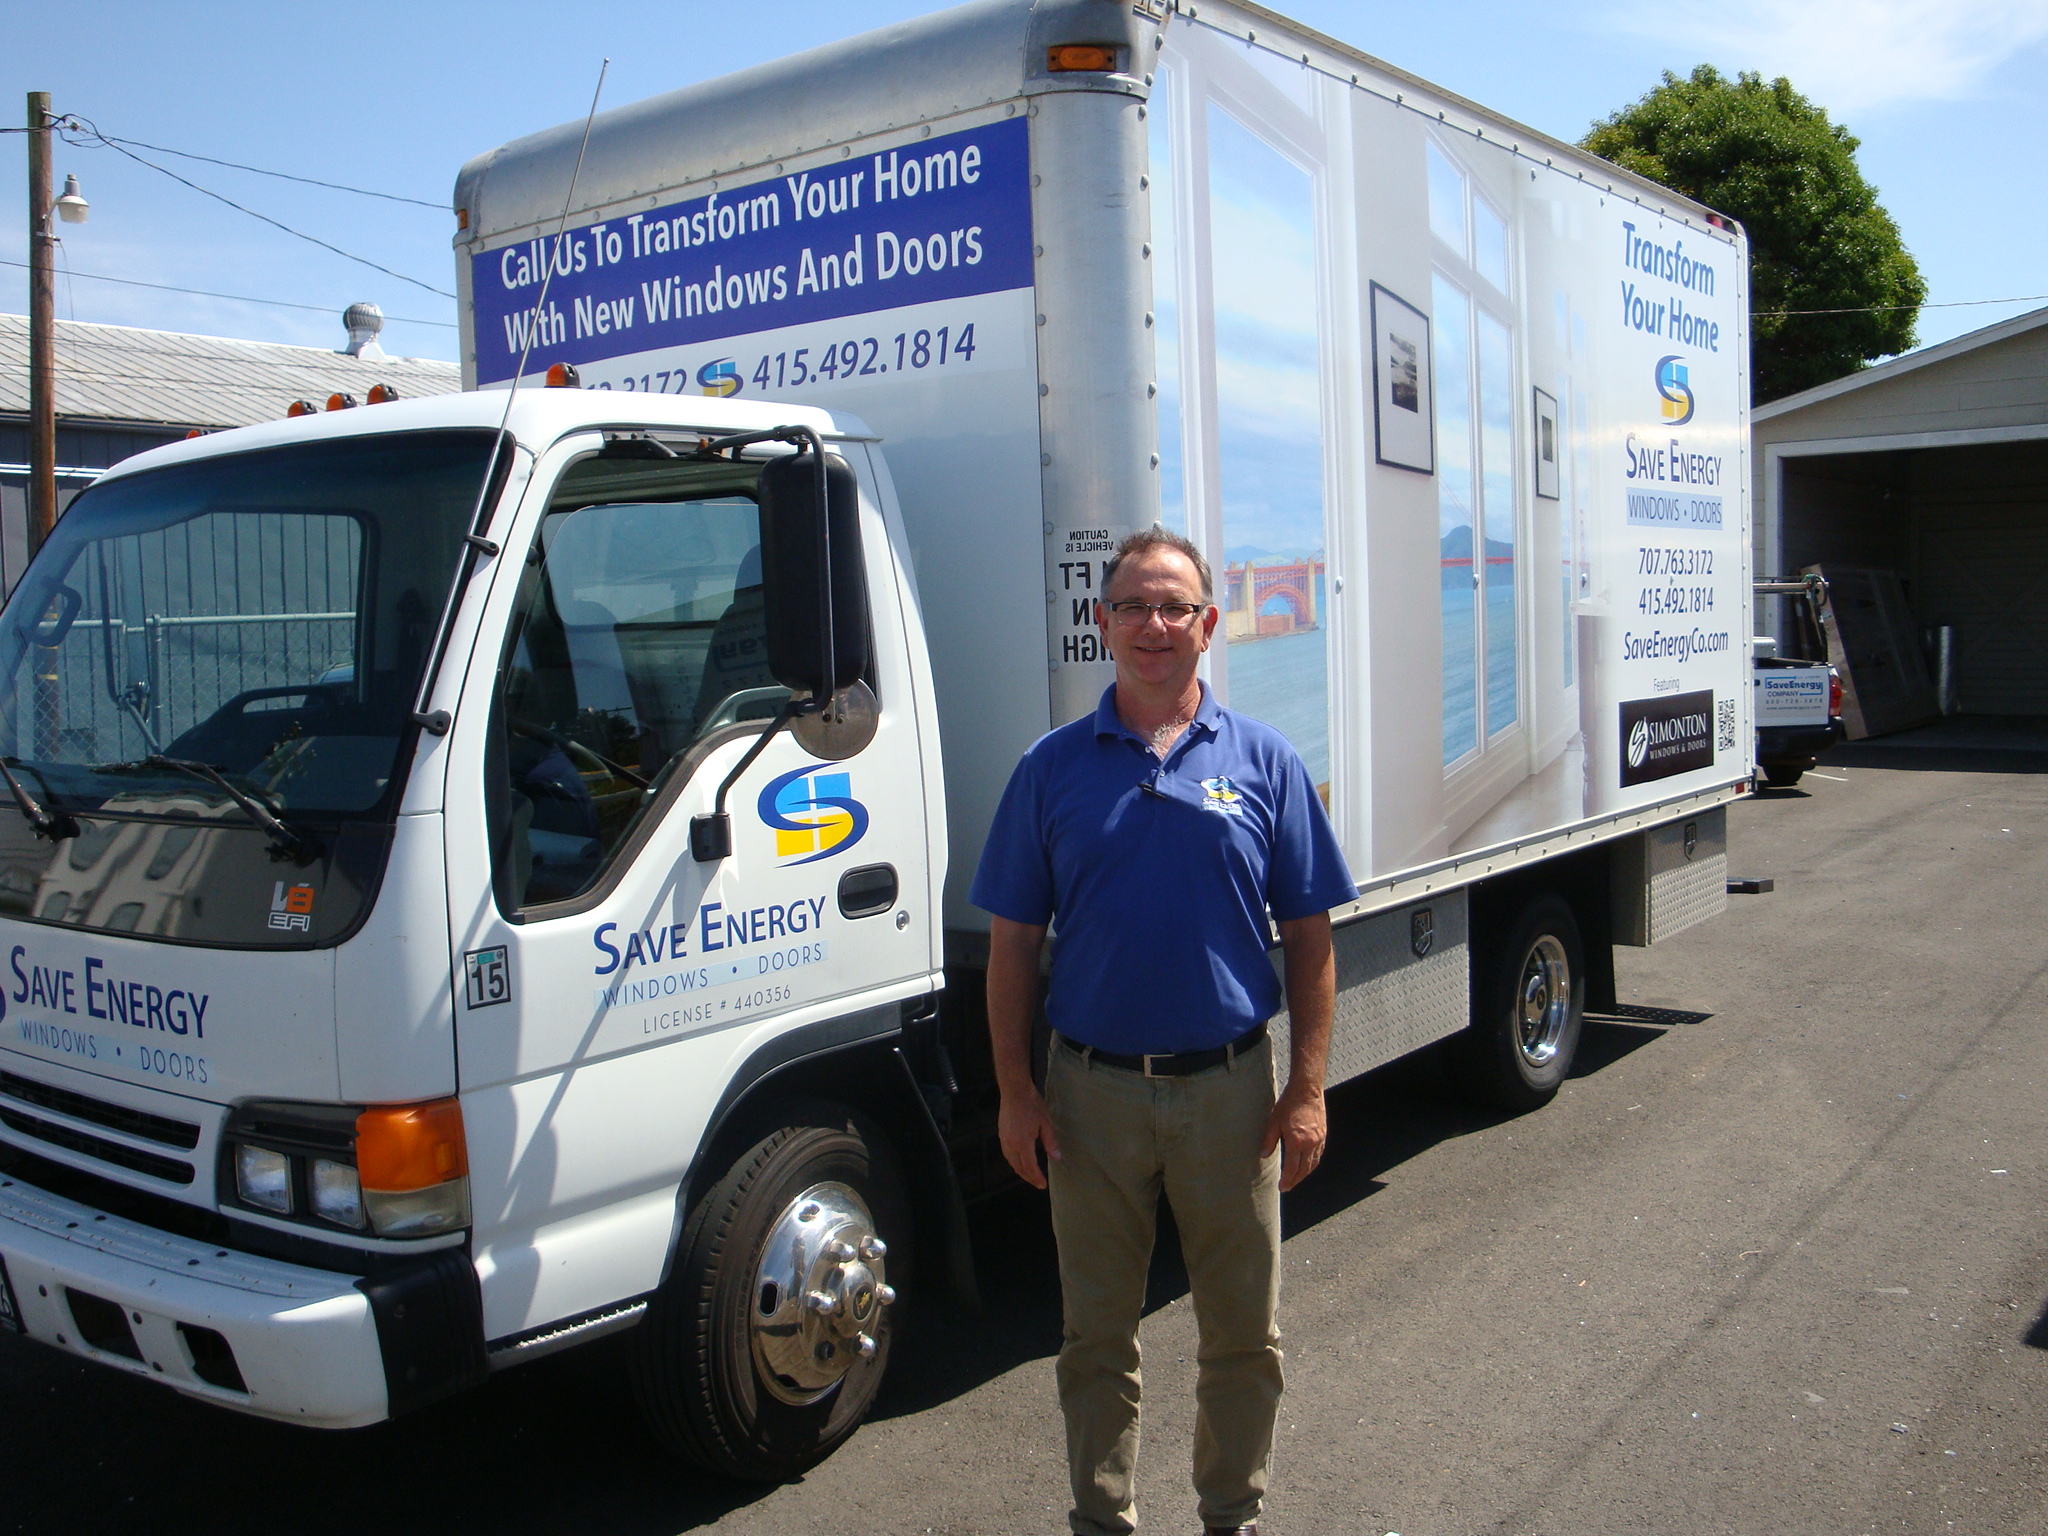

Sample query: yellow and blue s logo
[1655,354,1694,425]
[697,357,742,397]
[760,766,870,864]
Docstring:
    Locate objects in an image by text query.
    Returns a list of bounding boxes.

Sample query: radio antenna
[410,58,609,737]
[499,56,610,411]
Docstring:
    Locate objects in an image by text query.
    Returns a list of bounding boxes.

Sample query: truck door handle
[837,863,898,918]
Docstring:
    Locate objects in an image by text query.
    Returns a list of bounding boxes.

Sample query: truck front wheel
[632,1105,908,1481]
[1452,893,1585,1113]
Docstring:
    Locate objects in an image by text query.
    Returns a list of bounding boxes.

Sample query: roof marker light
[326,393,358,411]
[1048,44,1120,72]
[366,383,400,405]
[545,362,581,388]
[287,400,320,418]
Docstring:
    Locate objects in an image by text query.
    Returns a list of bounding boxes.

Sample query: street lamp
[54,173,88,224]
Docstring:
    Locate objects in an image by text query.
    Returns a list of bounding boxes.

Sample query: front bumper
[1,1170,424,1428]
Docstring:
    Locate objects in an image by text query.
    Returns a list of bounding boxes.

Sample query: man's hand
[1268,910,1335,1193]
[1260,1079,1327,1191]
[998,1084,1063,1190]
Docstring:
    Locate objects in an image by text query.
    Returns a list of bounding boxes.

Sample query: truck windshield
[0,430,500,947]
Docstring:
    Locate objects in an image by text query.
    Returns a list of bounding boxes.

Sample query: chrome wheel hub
[750,1181,896,1405]
[1516,935,1572,1068]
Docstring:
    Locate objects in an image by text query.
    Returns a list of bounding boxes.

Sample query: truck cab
[0,391,949,1468]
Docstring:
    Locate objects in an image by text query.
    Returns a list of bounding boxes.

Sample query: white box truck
[0,0,1751,1480]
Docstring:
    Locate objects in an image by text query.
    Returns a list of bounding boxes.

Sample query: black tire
[1762,763,1805,787]
[631,1104,909,1481]
[1451,893,1585,1113]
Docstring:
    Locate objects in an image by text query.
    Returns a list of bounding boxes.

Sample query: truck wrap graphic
[472,118,1033,387]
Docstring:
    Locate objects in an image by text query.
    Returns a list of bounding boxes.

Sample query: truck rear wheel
[1762,763,1806,787]
[632,1105,908,1481]
[1452,893,1585,1113]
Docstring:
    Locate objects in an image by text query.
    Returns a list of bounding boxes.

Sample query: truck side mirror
[757,449,870,698]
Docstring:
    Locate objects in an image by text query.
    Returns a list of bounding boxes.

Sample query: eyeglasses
[1105,600,1208,627]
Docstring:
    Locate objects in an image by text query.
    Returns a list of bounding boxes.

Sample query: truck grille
[0,1107,195,1183]
[0,1073,200,1185]
[0,1073,201,1150]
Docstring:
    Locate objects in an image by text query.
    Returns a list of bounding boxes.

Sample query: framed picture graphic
[1533,386,1561,500]
[1370,282,1434,473]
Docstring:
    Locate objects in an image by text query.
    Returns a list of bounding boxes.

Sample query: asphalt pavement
[4,745,2045,1535]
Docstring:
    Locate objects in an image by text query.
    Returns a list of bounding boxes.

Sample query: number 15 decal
[464,946,511,1009]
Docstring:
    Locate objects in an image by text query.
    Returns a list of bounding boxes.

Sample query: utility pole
[27,90,56,560]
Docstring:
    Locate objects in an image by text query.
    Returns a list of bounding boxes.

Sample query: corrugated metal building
[0,310,459,592]
[1752,306,2048,715]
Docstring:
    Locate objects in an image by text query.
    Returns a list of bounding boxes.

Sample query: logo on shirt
[760,765,870,864]
[1199,776,1246,817]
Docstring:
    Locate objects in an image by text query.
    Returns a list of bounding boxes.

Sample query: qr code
[1716,697,1736,752]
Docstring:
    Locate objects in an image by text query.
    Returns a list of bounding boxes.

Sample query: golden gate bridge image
[1223,555,1325,641]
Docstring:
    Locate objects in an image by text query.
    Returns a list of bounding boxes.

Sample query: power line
[52,114,454,300]
[93,134,443,209]
[1758,294,2048,317]
[3,123,443,207]
[0,257,456,328]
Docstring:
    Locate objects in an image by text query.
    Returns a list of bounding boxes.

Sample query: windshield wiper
[0,757,80,842]
[143,755,322,865]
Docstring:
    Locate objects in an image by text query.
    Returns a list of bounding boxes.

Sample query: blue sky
[6,1,2044,367]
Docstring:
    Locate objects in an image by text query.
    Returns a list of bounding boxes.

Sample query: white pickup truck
[1753,578,1842,787]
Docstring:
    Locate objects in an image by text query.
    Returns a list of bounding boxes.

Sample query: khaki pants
[1044,1034,1284,1535]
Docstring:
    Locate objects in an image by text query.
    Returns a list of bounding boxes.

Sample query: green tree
[1583,65,1925,403]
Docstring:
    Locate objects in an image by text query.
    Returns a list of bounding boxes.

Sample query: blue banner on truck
[472,118,1034,386]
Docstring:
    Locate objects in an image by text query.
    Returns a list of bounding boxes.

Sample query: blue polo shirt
[969,684,1355,1055]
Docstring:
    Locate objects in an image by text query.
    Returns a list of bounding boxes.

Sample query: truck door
[440,432,934,1341]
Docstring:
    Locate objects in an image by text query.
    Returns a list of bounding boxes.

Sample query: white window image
[1429,138,1520,783]
[1151,30,1341,809]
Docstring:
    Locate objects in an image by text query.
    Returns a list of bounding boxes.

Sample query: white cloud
[1607,0,2048,114]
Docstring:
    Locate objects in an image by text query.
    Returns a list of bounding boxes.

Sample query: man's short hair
[1103,525,1213,603]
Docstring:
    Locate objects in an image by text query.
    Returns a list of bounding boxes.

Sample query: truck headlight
[355,1099,470,1238]
[309,1157,365,1229]
[234,1144,293,1213]
[223,1098,468,1239]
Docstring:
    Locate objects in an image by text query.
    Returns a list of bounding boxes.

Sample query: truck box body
[458,0,1753,934]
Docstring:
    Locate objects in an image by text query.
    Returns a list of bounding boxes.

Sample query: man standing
[970,528,1355,1536]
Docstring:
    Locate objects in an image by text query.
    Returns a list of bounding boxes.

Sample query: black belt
[1060,1023,1267,1078]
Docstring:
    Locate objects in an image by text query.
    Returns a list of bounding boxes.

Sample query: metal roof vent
[341,302,386,359]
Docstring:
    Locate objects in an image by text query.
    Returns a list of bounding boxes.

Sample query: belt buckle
[1142,1053,1165,1078]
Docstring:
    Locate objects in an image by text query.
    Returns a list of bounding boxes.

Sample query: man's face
[1098,546,1218,692]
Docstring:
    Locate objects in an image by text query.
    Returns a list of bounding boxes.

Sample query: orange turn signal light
[1048,43,1119,72]
[545,362,581,388]
[355,1098,468,1192]
[287,399,320,418]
